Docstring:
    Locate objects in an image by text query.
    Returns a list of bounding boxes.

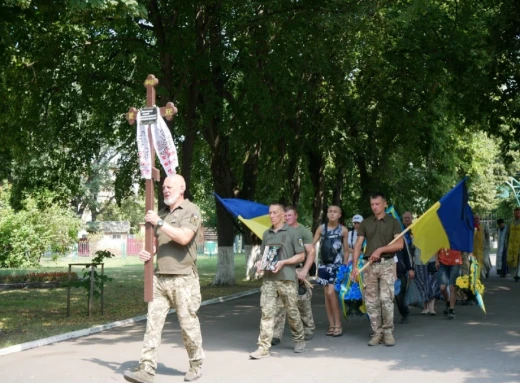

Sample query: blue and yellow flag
[409,178,474,263]
[213,193,270,239]
[386,206,404,229]
[386,206,413,246]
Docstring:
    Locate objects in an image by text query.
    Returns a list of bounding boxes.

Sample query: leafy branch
[71,250,115,298]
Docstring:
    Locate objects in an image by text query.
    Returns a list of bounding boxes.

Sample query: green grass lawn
[0,254,261,349]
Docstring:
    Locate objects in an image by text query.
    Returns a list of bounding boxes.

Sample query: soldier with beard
[124,174,204,383]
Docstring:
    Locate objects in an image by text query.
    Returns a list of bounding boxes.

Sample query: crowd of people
[122,178,520,382]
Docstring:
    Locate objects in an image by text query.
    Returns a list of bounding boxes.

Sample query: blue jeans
[438,264,461,286]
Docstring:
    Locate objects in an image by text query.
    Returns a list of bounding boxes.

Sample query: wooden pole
[67,264,72,317]
[126,74,178,302]
[88,264,94,318]
[101,263,105,315]
[302,279,314,289]
[357,227,410,275]
[143,75,159,303]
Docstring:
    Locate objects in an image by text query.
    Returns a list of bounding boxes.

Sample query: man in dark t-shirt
[352,192,403,347]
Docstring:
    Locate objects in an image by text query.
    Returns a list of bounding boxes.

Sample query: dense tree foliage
[1,0,519,278]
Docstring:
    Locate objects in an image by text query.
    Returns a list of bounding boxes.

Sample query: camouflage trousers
[139,271,204,375]
[363,259,395,336]
[258,280,304,350]
[273,283,315,339]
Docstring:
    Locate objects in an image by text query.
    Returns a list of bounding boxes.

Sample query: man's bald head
[163,174,186,207]
[169,174,186,191]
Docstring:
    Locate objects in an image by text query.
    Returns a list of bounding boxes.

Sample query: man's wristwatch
[156,220,164,228]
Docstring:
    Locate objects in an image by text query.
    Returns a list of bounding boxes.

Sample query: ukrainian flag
[409,178,474,263]
[386,205,413,246]
[386,206,404,230]
[213,193,270,239]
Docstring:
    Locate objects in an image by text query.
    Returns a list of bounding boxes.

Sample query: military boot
[304,333,314,341]
[293,341,306,353]
[249,348,270,359]
[184,360,202,382]
[368,333,383,346]
[384,332,396,346]
[123,369,154,383]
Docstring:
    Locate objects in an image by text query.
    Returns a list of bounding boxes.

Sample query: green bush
[0,184,83,268]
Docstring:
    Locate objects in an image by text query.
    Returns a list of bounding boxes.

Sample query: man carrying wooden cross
[124,75,203,382]
[124,174,204,383]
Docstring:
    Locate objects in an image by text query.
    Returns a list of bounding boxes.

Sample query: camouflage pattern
[258,280,304,350]
[273,283,315,339]
[139,272,204,375]
[363,259,395,336]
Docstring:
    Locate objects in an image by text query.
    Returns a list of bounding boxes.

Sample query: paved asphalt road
[1,261,519,383]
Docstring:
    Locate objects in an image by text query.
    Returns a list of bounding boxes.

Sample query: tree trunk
[213,245,235,285]
[179,6,205,196]
[287,155,301,206]
[238,142,261,278]
[332,168,344,208]
[209,137,237,285]
[244,244,262,281]
[308,149,326,232]
[202,5,236,286]
[180,81,198,198]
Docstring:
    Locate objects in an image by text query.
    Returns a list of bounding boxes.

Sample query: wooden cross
[126,74,178,302]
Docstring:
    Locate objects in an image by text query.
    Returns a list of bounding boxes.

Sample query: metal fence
[73,239,219,259]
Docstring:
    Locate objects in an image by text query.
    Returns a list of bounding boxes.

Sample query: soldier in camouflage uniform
[351,192,403,347]
[250,203,306,360]
[272,206,316,344]
[124,175,204,383]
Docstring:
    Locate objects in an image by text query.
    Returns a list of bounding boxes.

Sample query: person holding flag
[351,192,403,347]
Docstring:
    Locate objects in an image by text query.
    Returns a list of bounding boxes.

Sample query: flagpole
[356,178,472,278]
[357,228,411,274]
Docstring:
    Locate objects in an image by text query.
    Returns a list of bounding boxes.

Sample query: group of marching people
[124,176,517,383]
[251,192,403,357]
[252,194,519,359]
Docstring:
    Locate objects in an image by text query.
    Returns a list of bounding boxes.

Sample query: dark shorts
[316,264,339,286]
[438,264,461,286]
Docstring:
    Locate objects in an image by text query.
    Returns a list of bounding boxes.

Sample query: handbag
[404,279,424,308]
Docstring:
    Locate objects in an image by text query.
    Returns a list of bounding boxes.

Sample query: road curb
[0,288,260,357]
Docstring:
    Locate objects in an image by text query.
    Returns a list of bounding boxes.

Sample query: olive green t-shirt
[357,214,401,258]
[294,224,313,267]
[294,224,313,249]
[155,199,201,275]
[261,223,305,282]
